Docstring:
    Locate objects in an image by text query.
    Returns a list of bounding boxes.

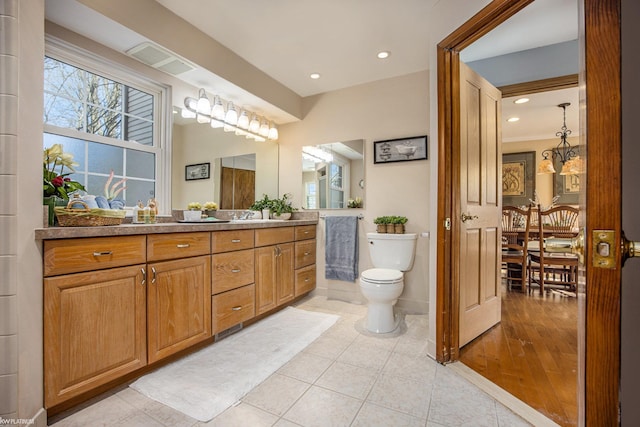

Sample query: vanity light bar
[183,91,278,142]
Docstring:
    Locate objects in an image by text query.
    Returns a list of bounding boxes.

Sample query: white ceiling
[45,0,579,141]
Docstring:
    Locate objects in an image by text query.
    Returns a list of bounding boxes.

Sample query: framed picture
[185,163,210,181]
[502,151,535,207]
[553,156,580,204]
[373,135,428,164]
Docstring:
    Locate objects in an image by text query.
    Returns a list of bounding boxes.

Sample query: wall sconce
[182,89,278,142]
[538,102,580,175]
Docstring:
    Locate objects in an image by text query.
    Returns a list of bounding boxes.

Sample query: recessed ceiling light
[377,51,390,59]
[507,117,520,122]
[310,73,320,79]
[514,98,530,104]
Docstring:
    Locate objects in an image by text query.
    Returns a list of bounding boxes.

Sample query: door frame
[435,0,621,424]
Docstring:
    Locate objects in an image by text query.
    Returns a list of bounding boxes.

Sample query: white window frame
[44,36,173,213]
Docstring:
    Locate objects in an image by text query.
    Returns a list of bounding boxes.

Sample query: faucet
[238,210,253,220]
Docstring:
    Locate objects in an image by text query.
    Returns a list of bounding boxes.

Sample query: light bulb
[259,120,270,137]
[211,95,225,121]
[249,114,260,133]
[237,110,249,129]
[268,122,278,140]
[225,101,238,125]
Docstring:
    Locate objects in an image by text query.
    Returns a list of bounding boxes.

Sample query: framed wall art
[502,151,535,207]
[185,162,211,181]
[373,135,428,164]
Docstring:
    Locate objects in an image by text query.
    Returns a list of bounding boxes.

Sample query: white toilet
[359,232,418,333]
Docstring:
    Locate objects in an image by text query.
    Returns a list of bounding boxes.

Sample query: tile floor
[49,296,534,427]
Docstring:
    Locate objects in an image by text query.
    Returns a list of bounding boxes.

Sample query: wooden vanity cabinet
[43,236,147,408]
[255,227,296,315]
[211,230,256,334]
[294,225,317,296]
[146,233,212,363]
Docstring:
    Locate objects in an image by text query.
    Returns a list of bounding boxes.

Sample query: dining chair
[501,205,532,292]
[528,204,579,293]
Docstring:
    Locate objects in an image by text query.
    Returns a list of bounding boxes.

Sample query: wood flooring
[459,285,578,427]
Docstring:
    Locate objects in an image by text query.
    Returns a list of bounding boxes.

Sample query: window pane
[44,93,84,130]
[125,179,156,206]
[44,57,86,100]
[125,87,153,120]
[43,133,86,173]
[126,150,155,179]
[88,142,123,175]
[87,74,122,111]
[87,105,122,138]
[124,116,153,146]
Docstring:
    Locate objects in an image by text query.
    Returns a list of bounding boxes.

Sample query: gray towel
[325,216,359,282]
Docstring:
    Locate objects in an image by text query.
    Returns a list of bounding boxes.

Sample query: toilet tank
[367,232,418,271]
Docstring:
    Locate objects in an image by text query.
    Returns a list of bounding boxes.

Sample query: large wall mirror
[301,139,364,209]
[171,113,278,210]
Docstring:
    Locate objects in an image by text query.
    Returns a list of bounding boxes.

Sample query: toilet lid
[361,268,403,284]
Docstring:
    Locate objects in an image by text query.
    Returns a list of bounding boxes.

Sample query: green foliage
[249,194,272,211]
[374,215,408,225]
[249,193,298,215]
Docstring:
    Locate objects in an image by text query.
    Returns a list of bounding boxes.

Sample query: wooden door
[147,255,211,363]
[220,167,256,209]
[458,62,502,347]
[44,265,147,407]
[437,0,623,424]
[276,242,295,306]
[255,245,278,314]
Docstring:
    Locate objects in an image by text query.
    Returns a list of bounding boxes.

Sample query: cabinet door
[255,246,278,315]
[44,265,147,407]
[277,242,295,306]
[147,255,211,363]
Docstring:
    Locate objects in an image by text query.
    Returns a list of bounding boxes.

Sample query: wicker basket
[54,200,125,227]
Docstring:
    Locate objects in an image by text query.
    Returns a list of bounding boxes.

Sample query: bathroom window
[43,41,170,210]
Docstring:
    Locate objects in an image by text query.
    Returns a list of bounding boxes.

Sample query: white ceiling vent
[126,42,195,76]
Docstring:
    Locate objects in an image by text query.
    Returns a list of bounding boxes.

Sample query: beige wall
[279,71,430,313]
[503,137,580,207]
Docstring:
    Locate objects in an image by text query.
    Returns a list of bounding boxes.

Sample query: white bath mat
[129,306,339,422]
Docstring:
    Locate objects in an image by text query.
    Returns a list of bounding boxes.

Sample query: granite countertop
[35,211,319,240]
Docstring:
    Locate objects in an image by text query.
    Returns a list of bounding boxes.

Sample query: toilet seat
[361,268,403,285]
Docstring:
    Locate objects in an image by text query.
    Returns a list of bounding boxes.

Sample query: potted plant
[184,202,203,221]
[391,216,408,234]
[269,193,297,219]
[203,201,218,217]
[373,216,390,233]
[249,194,272,219]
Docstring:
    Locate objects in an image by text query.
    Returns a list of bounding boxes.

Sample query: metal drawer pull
[141,267,146,285]
[151,267,157,284]
[177,243,190,248]
[305,278,310,282]
[231,306,243,311]
[231,239,241,243]
[304,251,311,256]
[231,269,241,273]
[93,251,113,256]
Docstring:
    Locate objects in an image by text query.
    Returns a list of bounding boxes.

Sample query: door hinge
[444,217,451,231]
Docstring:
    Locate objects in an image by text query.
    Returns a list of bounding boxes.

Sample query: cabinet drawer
[212,284,256,334]
[295,264,316,296]
[212,249,255,294]
[211,230,254,253]
[147,232,210,262]
[295,239,316,269]
[43,236,146,276]
[295,225,316,241]
[255,227,295,247]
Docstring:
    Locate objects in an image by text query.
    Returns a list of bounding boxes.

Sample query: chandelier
[181,88,278,142]
[537,102,581,175]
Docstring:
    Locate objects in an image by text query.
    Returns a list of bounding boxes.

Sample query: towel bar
[320,214,364,220]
